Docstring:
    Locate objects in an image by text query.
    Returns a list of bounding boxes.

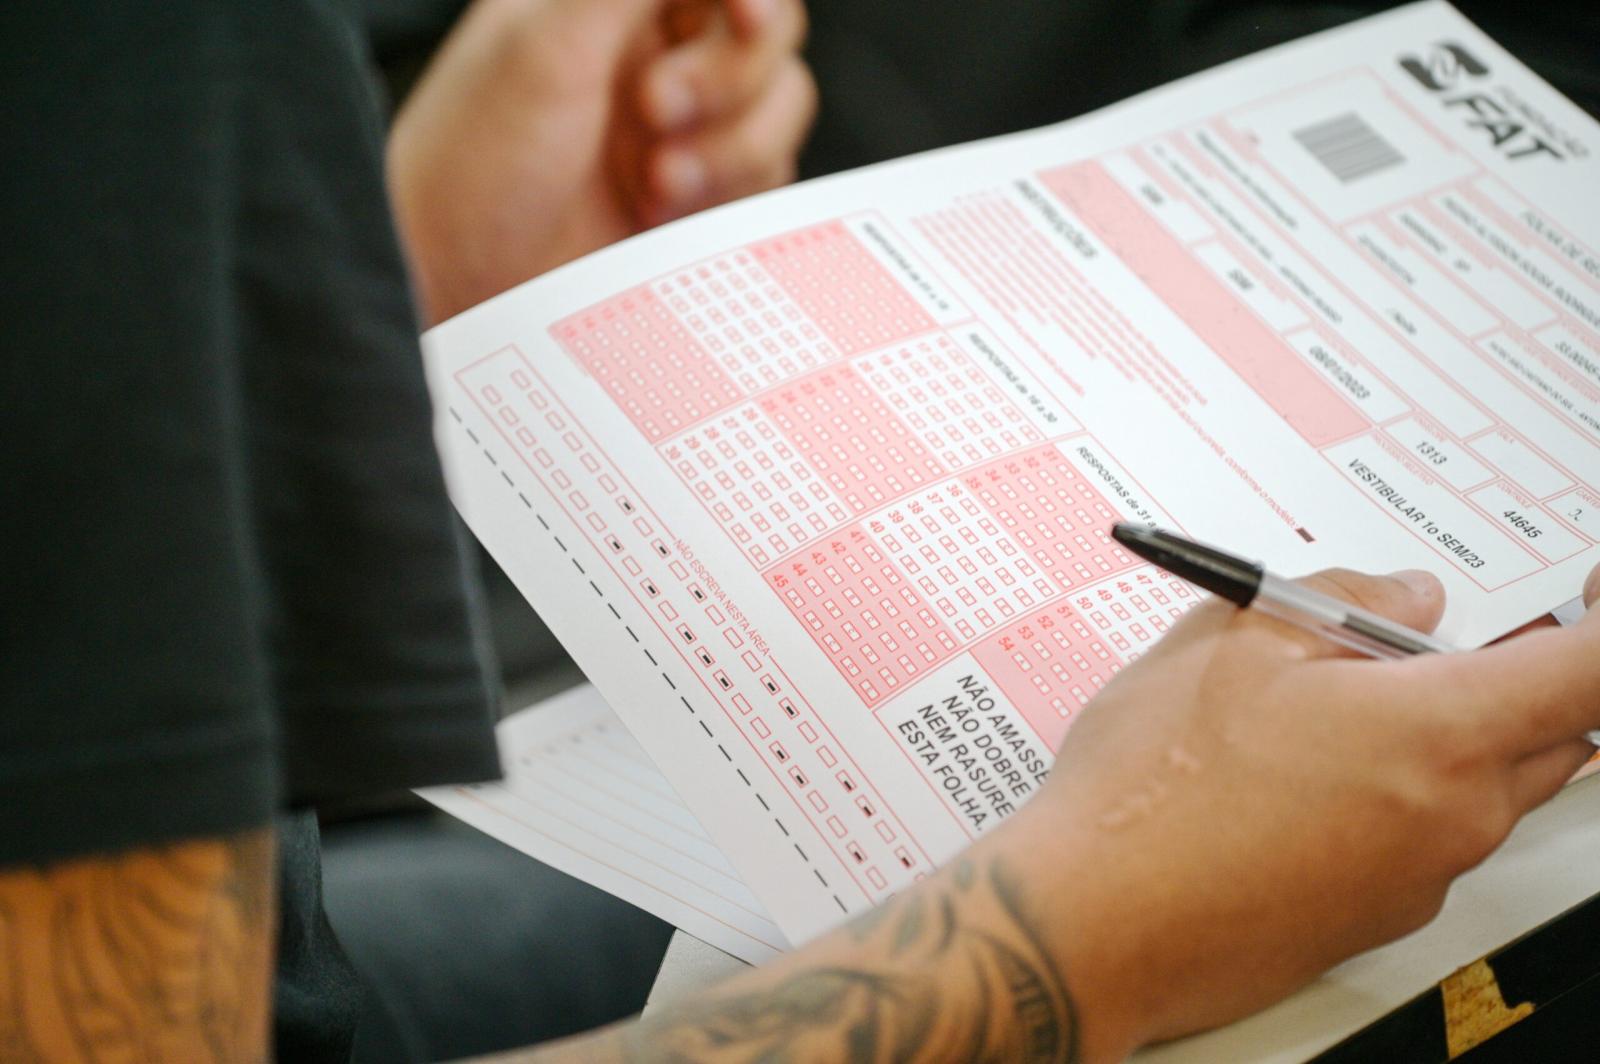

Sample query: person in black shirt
[3,0,813,1058]
[4,2,1600,1062]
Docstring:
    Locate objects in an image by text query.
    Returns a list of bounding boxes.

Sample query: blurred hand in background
[389,0,815,326]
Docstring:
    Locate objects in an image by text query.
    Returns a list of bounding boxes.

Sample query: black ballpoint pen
[1110,523,1455,659]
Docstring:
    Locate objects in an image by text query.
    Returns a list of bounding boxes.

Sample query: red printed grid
[1069,567,1197,656]
[759,366,946,514]
[765,441,1153,706]
[661,252,836,392]
[973,567,1200,748]
[661,404,850,566]
[751,221,937,358]
[554,219,941,446]
[458,346,931,903]
[855,336,1041,471]
[767,527,960,705]
[552,287,742,443]
[867,482,1055,643]
[962,445,1138,591]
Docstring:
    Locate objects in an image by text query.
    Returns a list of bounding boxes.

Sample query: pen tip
[1110,522,1154,549]
[1106,523,1264,607]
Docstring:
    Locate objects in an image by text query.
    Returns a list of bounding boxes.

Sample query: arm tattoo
[623,855,1080,1063]
[0,827,274,1062]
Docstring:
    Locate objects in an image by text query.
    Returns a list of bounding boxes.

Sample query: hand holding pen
[1111,523,1600,743]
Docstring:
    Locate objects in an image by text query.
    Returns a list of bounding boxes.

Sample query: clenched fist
[388,0,815,325]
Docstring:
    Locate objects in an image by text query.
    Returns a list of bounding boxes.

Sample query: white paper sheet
[423,0,1600,959]
[419,685,786,966]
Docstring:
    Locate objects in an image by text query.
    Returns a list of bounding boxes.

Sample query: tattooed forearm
[619,855,1079,1063]
[0,828,275,1062]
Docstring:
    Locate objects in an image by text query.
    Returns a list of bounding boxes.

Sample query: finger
[1510,738,1596,812]
[1586,561,1600,609]
[724,0,793,41]
[1451,608,1600,755]
[641,0,806,132]
[646,57,815,221]
[1233,566,1446,660]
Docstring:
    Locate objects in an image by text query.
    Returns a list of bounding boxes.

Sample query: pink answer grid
[456,345,933,902]
[551,286,742,443]
[855,334,1042,470]
[758,366,947,515]
[552,219,942,447]
[972,567,1199,748]
[662,329,1047,571]
[661,405,851,568]
[751,221,937,358]
[871,480,1055,643]
[961,444,1139,591]
[768,441,1147,706]
[766,525,960,706]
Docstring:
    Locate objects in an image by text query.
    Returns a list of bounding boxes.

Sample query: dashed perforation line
[447,404,846,914]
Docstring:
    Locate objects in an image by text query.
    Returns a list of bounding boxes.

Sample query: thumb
[1216,560,1446,659]
[1254,567,1445,659]
[1438,560,1600,756]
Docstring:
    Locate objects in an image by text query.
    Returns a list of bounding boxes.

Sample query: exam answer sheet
[424,1,1600,953]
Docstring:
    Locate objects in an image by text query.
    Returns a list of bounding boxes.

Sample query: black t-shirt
[2,2,499,1058]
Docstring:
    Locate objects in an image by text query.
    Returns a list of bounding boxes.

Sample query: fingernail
[652,74,697,131]
[1389,568,1440,597]
[658,150,708,205]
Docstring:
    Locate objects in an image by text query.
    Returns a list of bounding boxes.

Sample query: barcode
[1293,112,1405,183]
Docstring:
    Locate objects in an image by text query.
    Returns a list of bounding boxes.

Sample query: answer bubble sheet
[423,1,1600,958]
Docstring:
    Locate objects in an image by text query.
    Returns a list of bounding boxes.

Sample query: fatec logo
[1399,41,1564,161]
[1399,41,1488,91]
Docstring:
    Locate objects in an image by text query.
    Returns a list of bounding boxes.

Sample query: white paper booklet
[424,0,1600,951]
[419,685,786,966]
